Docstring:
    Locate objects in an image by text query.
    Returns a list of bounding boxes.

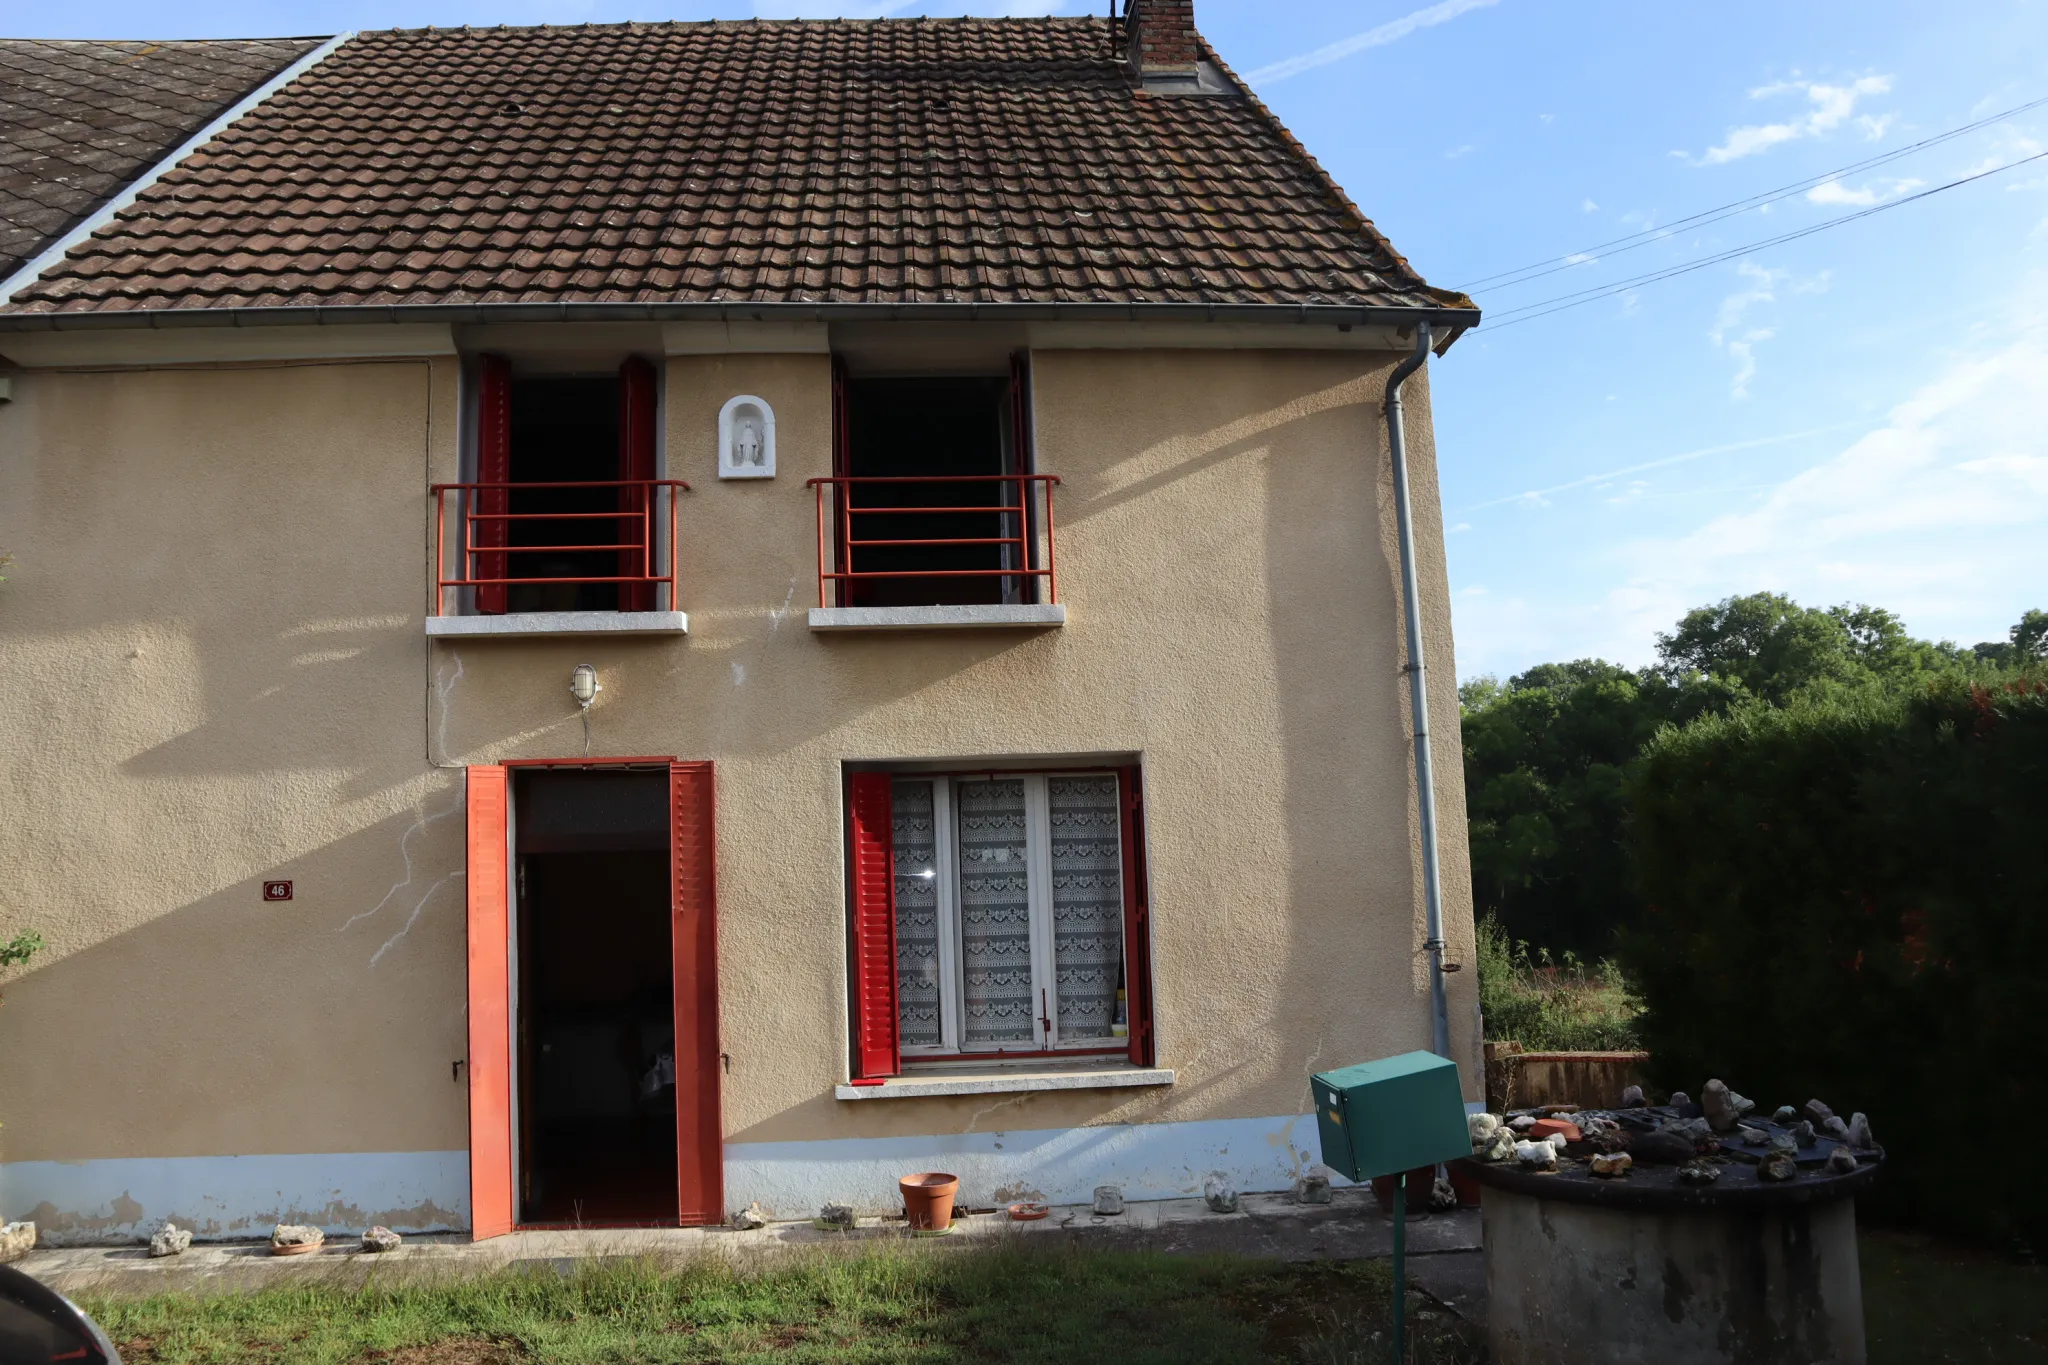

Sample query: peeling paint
[1,1152,468,1245]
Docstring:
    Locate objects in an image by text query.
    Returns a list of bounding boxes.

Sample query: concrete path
[13,1186,1485,1319]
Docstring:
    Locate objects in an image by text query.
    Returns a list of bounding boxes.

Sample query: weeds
[1476,914,1642,1051]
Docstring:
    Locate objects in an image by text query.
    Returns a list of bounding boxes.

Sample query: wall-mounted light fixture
[570,663,601,709]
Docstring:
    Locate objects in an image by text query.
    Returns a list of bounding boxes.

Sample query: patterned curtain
[956,779,1036,1047]
[890,780,943,1049]
[1047,776,1124,1040]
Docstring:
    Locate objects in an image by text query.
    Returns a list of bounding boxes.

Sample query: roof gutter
[1383,320,1454,1061]
[0,299,1478,346]
[0,32,357,309]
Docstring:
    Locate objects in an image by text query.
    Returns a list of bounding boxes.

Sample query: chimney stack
[1126,0,1200,83]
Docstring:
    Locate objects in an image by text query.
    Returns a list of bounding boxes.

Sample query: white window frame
[894,771,1127,1061]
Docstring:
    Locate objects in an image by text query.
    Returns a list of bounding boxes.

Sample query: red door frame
[465,759,723,1237]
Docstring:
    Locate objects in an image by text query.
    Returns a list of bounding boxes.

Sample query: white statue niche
[718,395,776,480]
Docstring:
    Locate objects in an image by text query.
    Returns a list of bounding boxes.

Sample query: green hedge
[1622,678,2048,1247]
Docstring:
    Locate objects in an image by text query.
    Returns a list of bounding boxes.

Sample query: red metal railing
[807,474,1062,609]
[430,479,689,616]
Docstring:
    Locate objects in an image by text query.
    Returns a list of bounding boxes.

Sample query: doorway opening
[507,376,623,613]
[513,767,676,1226]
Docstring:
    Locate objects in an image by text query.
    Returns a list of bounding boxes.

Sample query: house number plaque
[263,881,294,902]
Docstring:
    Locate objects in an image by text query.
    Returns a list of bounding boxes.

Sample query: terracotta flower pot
[899,1172,960,1231]
[1369,1166,1433,1216]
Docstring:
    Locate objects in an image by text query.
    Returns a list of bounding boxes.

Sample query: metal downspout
[1384,322,1453,1059]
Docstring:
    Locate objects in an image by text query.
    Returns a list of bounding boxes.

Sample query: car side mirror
[0,1264,122,1364]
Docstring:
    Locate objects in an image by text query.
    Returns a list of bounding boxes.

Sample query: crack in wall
[369,870,463,967]
[337,785,466,945]
[769,575,797,632]
[432,649,465,763]
[962,1091,1035,1135]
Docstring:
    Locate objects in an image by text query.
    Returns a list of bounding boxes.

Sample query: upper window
[847,768,1153,1075]
[818,356,1058,610]
[437,354,678,618]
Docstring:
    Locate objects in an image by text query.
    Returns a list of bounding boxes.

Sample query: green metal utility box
[1312,1050,1471,1182]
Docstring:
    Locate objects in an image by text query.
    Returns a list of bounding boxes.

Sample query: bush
[1622,677,2048,1248]
[1477,914,1643,1052]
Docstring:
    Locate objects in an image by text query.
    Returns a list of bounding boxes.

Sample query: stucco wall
[0,338,1477,1229]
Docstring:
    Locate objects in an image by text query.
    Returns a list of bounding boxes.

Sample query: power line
[1455,92,2048,295]
[1480,150,2048,331]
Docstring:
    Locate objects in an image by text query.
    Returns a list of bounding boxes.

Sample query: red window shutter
[464,765,513,1239]
[1009,350,1036,604]
[847,772,901,1079]
[670,761,724,1225]
[474,355,512,615]
[618,356,658,612]
[1118,767,1155,1068]
[830,355,850,607]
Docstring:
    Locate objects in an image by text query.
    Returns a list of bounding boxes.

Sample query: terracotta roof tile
[5,18,1469,316]
[0,36,322,281]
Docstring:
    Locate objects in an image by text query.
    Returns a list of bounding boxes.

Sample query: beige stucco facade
[0,324,1477,1240]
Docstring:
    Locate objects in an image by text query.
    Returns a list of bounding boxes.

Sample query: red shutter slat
[1118,767,1155,1068]
[474,355,512,615]
[618,356,657,612]
[847,772,901,1079]
[671,761,724,1225]
[464,765,513,1239]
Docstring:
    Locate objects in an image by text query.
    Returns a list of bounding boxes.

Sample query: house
[0,0,1483,1242]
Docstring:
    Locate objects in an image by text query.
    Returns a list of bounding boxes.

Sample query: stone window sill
[834,1066,1173,1101]
[808,605,1066,632]
[425,611,688,638]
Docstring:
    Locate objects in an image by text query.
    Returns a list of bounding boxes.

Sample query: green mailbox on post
[1311,1050,1470,1183]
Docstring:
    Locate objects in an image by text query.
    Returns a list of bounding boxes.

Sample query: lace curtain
[956,779,1036,1047]
[1047,776,1124,1039]
[890,780,943,1049]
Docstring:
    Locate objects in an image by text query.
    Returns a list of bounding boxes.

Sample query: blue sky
[22,0,2048,679]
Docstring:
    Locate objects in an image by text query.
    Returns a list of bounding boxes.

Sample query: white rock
[730,1202,769,1231]
[1292,1172,1333,1205]
[1737,1126,1768,1146]
[149,1223,192,1258]
[1509,1114,1538,1131]
[1702,1079,1740,1132]
[817,1203,856,1230]
[1468,1113,1503,1144]
[1589,1152,1633,1178]
[1092,1186,1125,1216]
[1480,1130,1518,1163]
[0,1222,33,1265]
[1202,1174,1239,1213]
[1826,1147,1861,1175]
[1429,1177,1459,1212]
[270,1223,323,1248]
[1845,1112,1876,1149]
[360,1226,402,1253]
[1515,1140,1559,1171]
[1619,1085,1646,1108]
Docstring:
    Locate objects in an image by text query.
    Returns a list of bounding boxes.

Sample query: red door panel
[847,772,900,1079]
[465,765,513,1240]
[671,761,724,1225]
[475,357,512,615]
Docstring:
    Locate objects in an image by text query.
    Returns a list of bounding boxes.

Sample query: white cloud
[1708,261,1828,399]
[1806,176,1926,207]
[1445,144,1476,160]
[1448,522,1473,534]
[1698,75,1893,165]
[1580,198,1599,213]
[1563,251,1598,265]
[1246,0,1502,86]
[1607,320,2048,653]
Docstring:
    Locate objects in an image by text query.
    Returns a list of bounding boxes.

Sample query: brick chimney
[1126,0,1200,82]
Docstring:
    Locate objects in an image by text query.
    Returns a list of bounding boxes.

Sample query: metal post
[1391,1181,1407,1363]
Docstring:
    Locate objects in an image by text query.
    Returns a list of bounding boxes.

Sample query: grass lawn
[73,1227,2042,1362]
[1863,1229,2048,1365]
[80,1243,1482,1365]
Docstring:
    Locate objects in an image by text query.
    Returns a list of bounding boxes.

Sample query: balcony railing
[430,479,688,616]
[807,473,1062,609]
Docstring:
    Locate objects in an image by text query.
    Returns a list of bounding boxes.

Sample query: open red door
[671,761,724,1225]
[465,765,514,1239]
[618,356,658,611]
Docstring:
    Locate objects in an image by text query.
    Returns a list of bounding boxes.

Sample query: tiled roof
[0,37,323,282]
[2,19,1475,319]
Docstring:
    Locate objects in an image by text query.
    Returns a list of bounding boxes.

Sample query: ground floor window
[848,767,1153,1076]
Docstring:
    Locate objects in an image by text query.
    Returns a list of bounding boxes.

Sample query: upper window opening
[821,358,1055,610]
[450,353,673,618]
